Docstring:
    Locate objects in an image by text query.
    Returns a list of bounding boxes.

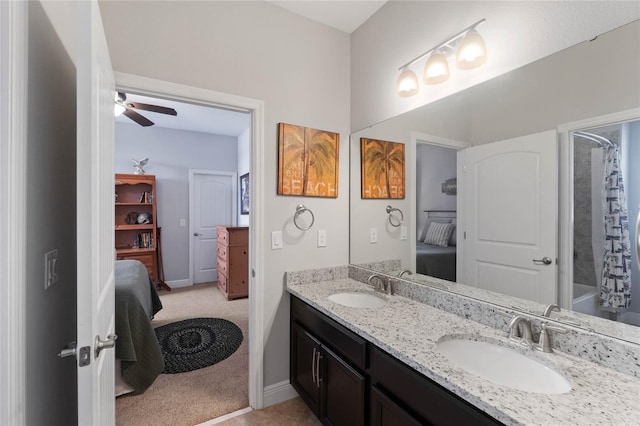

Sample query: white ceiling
[267,0,387,34]
[115,93,251,137]
[115,2,386,135]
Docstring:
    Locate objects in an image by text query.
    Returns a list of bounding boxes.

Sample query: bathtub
[572,283,602,317]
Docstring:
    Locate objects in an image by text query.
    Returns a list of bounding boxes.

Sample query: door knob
[194,232,202,236]
[58,341,77,359]
[532,257,553,265]
[94,334,117,358]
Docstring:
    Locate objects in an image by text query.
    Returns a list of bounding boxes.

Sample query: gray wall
[26,2,78,424]
[114,122,237,282]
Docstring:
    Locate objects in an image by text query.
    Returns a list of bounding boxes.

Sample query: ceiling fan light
[456,29,487,70]
[114,103,126,116]
[397,68,419,97]
[423,52,450,85]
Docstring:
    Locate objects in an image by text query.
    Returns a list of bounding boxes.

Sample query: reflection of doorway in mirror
[572,120,640,327]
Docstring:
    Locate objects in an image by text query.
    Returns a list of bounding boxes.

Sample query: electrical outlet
[370,227,378,243]
[271,231,283,250]
[317,230,327,247]
[44,249,59,289]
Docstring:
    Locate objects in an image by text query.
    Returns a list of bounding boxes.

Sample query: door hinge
[464,231,466,239]
[463,165,467,173]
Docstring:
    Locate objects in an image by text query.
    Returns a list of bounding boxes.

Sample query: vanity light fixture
[396,19,487,96]
[396,68,419,97]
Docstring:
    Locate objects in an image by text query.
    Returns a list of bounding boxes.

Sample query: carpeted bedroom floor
[116,282,249,426]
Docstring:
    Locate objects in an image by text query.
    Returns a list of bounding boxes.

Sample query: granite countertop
[287,278,640,426]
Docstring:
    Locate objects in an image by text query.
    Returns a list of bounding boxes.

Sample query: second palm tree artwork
[360,138,405,199]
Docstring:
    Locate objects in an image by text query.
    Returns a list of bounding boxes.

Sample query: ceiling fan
[114,92,177,127]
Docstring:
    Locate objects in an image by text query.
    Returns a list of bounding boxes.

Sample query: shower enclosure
[572,121,640,325]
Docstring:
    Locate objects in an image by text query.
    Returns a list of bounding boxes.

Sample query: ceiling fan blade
[128,102,177,116]
[123,109,154,127]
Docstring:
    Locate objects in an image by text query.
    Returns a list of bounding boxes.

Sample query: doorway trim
[557,107,640,310]
[410,132,470,278]
[115,72,266,409]
[188,170,237,286]
[0,1,27,424]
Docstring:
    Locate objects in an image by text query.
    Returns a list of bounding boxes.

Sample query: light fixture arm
[398,18,486,71]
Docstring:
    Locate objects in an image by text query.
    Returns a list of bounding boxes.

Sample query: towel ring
[386,205,403,227]
[294,204,315,231]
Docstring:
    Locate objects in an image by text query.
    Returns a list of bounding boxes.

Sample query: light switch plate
[400,226,408,241]
[44,249,59,289]
[317,230,327,247]
[370,227,378,243]
[271,231,283,250]
[179,219,186,227]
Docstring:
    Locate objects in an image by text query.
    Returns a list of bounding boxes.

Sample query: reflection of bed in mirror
[416,210,456,281]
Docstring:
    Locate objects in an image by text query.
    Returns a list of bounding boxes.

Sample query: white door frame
[557,107,640,310]
[0,1,28,424]
[115,72,265,408]
[410,131,470,278]
[189,169,238,285]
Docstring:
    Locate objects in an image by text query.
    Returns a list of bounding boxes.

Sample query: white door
[76,1,116,424]
[191,172,235,284]
[459,130,558,304]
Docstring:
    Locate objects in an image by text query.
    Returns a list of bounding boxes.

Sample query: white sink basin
[327,292,387,309]
[437,338,571,394]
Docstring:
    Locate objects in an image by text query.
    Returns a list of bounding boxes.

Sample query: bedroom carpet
[116,282,249,426]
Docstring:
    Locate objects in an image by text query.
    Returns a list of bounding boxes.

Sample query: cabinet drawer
[217,243,228,261]
[217,271,228,291]
[217,226,248,246]
[217,258,228,276]
[370,346,501,426]
[291,296,367,371]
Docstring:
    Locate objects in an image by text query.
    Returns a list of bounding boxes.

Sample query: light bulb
[396,68,419,97]
[456,29,487,70]
[423,52,450,85]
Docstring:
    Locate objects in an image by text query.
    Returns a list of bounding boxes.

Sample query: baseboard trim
[196,406,253,426]
[263,380,298,408]
[165,279,191,288]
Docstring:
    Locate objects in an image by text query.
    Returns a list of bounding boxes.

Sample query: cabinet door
[321,345,365,426]
[291,324,322,416]
[371,385,423,426]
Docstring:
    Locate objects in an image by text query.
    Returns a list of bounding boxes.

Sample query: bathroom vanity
[286,267,640,425]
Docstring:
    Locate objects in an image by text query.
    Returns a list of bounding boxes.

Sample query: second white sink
[437,337,572,394]
[328,291,387,309]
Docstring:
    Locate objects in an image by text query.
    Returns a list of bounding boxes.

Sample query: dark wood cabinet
[290,296,502,426]
[291,302,366,426]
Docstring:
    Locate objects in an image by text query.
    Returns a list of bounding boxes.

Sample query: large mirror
[350,20,640,344]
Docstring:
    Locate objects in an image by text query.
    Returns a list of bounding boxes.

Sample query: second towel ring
[294,204,315,231]
[386,205,404,227]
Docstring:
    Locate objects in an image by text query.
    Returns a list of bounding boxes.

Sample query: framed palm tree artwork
[277,123,340,198]
[360,138,405,199]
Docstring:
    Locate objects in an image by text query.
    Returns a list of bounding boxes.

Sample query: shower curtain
[600,146,632,311]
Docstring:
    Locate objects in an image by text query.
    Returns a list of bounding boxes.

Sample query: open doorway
[113,92,253,425]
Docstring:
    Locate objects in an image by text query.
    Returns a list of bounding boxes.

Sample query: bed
[114,259,164,395]
[416,210,457,282]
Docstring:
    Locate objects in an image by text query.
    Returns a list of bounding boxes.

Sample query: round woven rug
[154,317,243,374]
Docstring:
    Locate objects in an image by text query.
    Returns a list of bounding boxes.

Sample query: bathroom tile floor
[215,397,321,426]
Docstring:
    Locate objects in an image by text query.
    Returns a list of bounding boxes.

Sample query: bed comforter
[115,260,164,393]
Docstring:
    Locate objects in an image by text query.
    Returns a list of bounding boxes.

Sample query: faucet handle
[535,322,567,353]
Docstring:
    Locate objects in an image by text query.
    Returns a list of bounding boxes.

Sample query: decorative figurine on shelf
[132,157,149,175]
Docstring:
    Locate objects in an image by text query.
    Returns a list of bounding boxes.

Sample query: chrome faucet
[507,315,533,347]
[398,269,413,277]
[542,304,560,317]
[367,274,387,294]
[534,322,567,353]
